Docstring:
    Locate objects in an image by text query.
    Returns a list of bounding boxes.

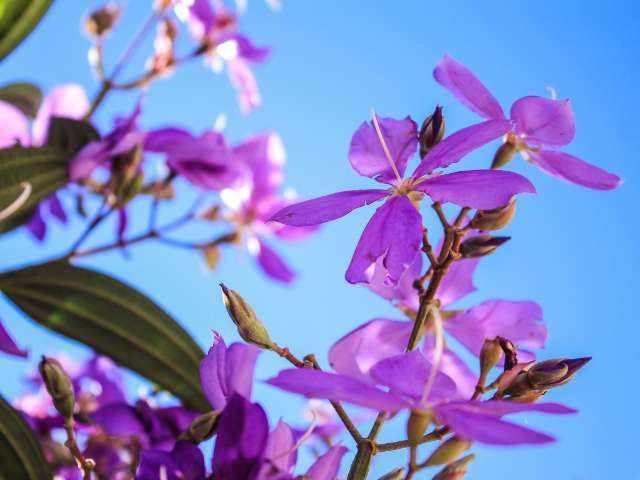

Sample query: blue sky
[1,1,638,478]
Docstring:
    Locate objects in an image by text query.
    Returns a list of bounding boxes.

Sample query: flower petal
[436,257,479,307]
[329,318,413,383]
[137,450,180,480]
[227,58,262,114]
[172,440,206,480]
[433,55,505,120]
[511,96,575,147]
[445,300,547,359]
[25,205,46,241]
[305,445,349,480]
[527,150,621,190]
[348,116,418,183]
[266,369,411,412]
[415,169,536,209]
[346,195,422,285]
[413,119,512,178]
[263,420,297,475]
[369,350,458,403]
[252,237,295,284]
[0,101,29,147]
[0,318,27,358]
[33,84,89,145]
[269,189,388,227]
[366,253,422,310]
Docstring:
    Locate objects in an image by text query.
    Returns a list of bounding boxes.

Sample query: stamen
[421,304,444,405]
[0,182,31,221]
[546,86,558,100]
[370,107,403,184]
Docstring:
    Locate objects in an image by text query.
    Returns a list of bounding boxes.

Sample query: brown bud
[39,357,75,419]
[220,284,276,349]
[85,3,121,38]
[204,245,221,271]
[491,142,517,169]
[377,468,406,480]
[419,105,445,158]
[407,409,433,447]
[425,436,472,467]
[432,454,475,480]
[180,411,220,443]
[459,235,510,259]
[478,337,502,386]
[469,201,516,231]
[503,357,591,399]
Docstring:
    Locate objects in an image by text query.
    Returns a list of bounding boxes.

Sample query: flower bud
[38,357,75,419]
[419,105,445,158]
[491,142,516,169]
[180,411,220,443]
[204,245,221,271]
[432,454,475,480]
[469,201,516,231]
[459,235,510,259]
[478,337,502,387]
[378,468,406,480]
[502,357,591,399]
[407,409,433,447]
[220,284,276,350]
[424,436,471,467]
[84,3,121,38]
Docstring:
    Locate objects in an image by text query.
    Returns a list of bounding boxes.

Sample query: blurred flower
[0,317,27,358]
[434,55,621,190]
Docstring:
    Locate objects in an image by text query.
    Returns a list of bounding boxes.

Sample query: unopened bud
[419,105,445,157]
[459,235,510,259]
[180,410,220,443]
[478,338,502,386]
[407,409,433,447]
[38,357,75,419]
[204,245,221,271]
[378,468,406,480]
[425,436,471,467]
[85,3,121,38]
[503,357,590,399]
[470,201,516,231]
[491,142,516,169]
[220,284,276,349]
[117,171,145,206]
[432,454,475,480]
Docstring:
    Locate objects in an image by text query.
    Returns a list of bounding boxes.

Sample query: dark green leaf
[0,394,52,480]
[0,0,53,62]
[46,117,100,155]
[0,146,69,233]
[0,82,42,117]
[0,261,210,412]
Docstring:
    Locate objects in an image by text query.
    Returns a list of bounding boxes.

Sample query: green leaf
[0,146,69,233]
[0,0,53,62]
[0,394,52,480]
[0,82,42,117]
[46,117,100,155]
[0,261,210,412]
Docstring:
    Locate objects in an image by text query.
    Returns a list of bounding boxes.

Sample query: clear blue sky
[1,1,638,478]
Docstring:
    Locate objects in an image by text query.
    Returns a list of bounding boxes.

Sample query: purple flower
[0,84,88,240]
[270,113,535,285]
[0,317,27,358]
[329,240,546,398]
[145,126,245,190]
[137,440,206,480]
[175,0,270,113]
[199,332,261,410]
[434,55,621,190]
[69,101,145,181]
[267,351,576,445]
[222,132,316,283]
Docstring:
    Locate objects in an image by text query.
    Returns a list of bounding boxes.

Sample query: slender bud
[459,235,510,259]
[180,411,220,443]
[424,436,471,467]
[220,284,276,349]
[419,105,445,158]
[491,142,516,169]
[503,357,591,399]
[432,454,476,480]
[478,337,502,387]
[470,201,516,231]
[38,357,75,419]
[84,3,121,38]
[407,409,433,447]
[378,468,406,480]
